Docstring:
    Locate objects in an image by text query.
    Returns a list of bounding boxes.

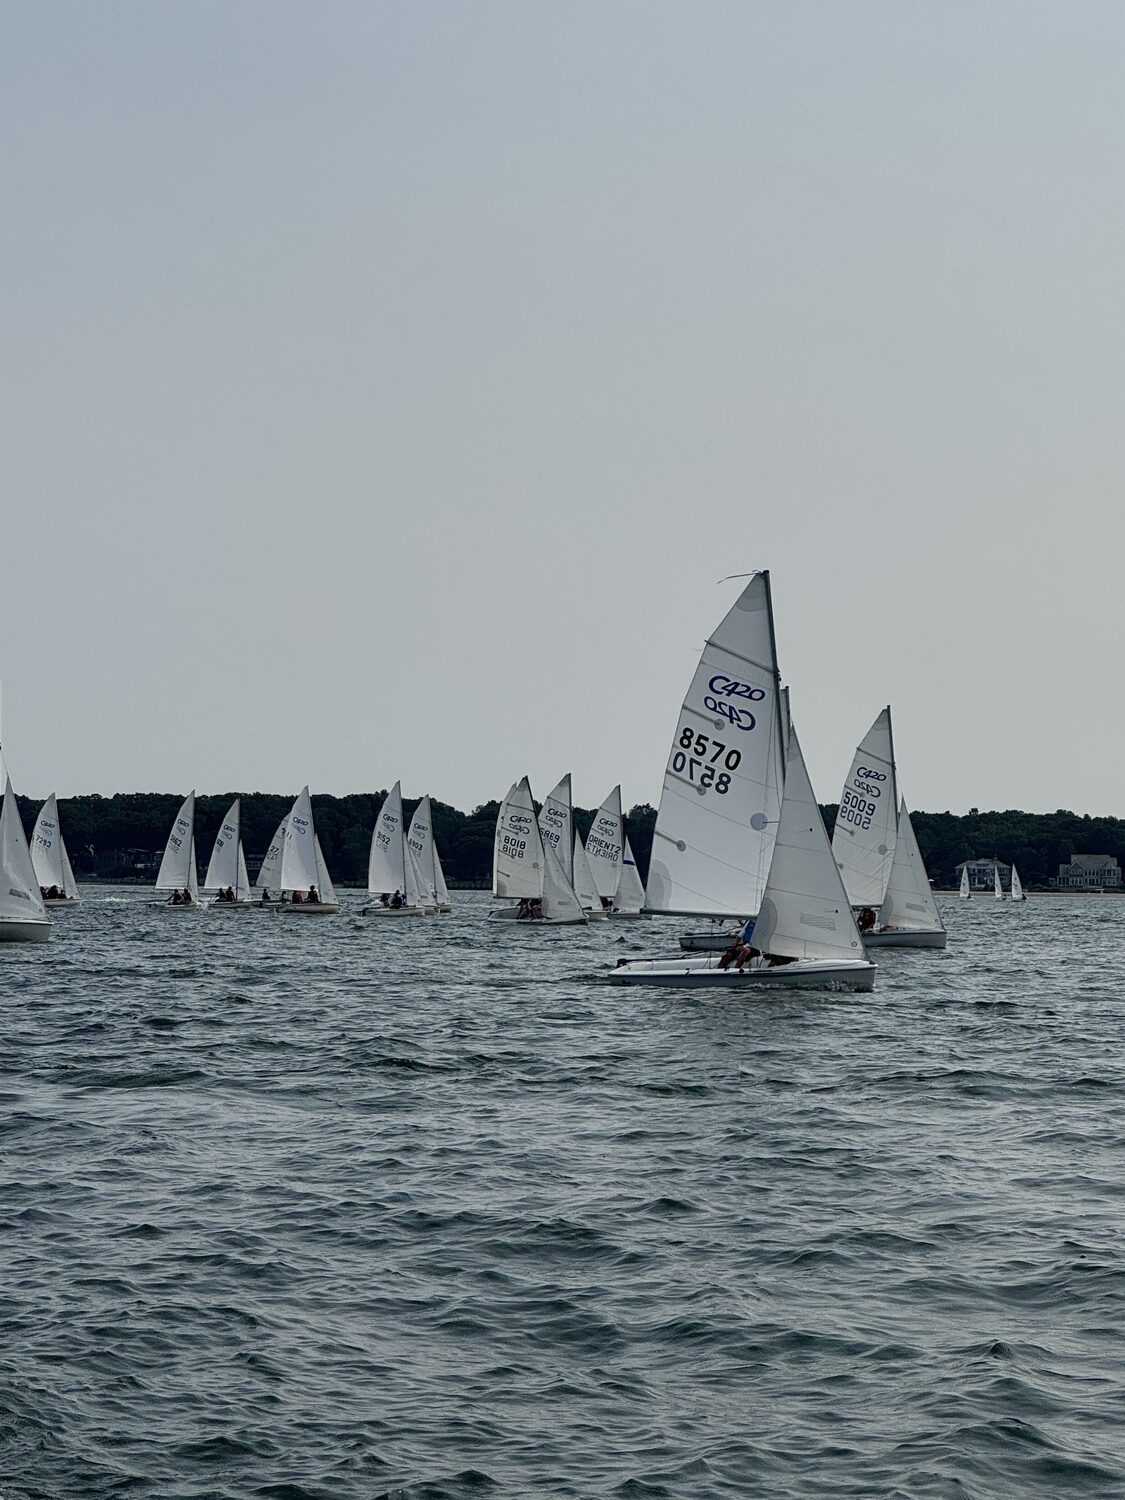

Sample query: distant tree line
[13,791,1125,890]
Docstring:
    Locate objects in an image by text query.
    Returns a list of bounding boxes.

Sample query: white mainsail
[0,779,49,925]
[280,787,321,894]
[878,800,944,935]
[616,835,646,915]
[433,844,451,907]
[1011,865,1025,902]
[994,864,1004,900]
[645,571,785,918]
[156,792,199,900]
[573,831,602,912]
[369,781,409,896]
[542,838,586,923]
[407,796,440,906]
[586,786,625,900]
[313,835,338,905]
[959,866,971,899]
[751,725,865,963]
[831,706,899,908]
[256,814,289,895]
[31,794,80,899]
[493,778,543,899]
[204,798,251,900]
[538,775,574,880]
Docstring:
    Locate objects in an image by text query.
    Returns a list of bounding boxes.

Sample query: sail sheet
[31,794,78,896]
[538,775,574,882]
[616,835,645,915]
[280,787,321,894]
[0,779,48,922]
[204,799,243,892]
[752,725,865,963]
[368,781,408,895]
[879,800,944,934]
[257,815,288,893]
[831,707,899,908]
[493,778,544,899]
[586,786,624,900]
[156,792,198,897]
[645,571,785,918]
[573,831,601,911]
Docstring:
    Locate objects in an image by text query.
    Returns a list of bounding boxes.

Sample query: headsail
[831,707,899,908]
[573,831,602,912]
[369,781,408,895]
[645,571,785,918]
[0,779,48,923]
[586,786,624,901]
[615,835,645,915]
[879,800,944,935]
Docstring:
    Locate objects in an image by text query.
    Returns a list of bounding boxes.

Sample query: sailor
[857,906,877,933]
[308,886,319,904]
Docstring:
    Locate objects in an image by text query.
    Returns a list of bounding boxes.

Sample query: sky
[2,1,1123,816]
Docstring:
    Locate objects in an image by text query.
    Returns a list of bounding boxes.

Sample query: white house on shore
[1052,855,1122,890]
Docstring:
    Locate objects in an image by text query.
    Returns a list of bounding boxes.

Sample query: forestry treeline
[14,793,1125,891]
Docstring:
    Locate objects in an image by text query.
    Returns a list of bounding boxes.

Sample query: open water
[1,891,1124,1500]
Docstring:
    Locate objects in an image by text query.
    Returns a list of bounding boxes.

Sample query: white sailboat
[959,866,971,899]
[362,780,429,916]
[865,800,946,948]
[0,779,51,942]
[154,792,200,908]
[30,795,81,906]
[994,863,1004,901]
[540,774,605,921]
[644,571,786,958]
[203,798,253,908]
[408,796,452,913]
[255,814,289,905]
[832,706,899,910]
[489,777,587,925]
[1010,865,1025,902]
[609,723,874,990]
[615,835,645,917]
[278,787,340,914]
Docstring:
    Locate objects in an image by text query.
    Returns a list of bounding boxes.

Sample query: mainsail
[585,786,624,901]
[204,798,251,900]
[155,792,199,900]
[0,779,49,924]
[31,794,79,899]
[493,778,544,899]
[831,706,899,908]
[879,800,944,936]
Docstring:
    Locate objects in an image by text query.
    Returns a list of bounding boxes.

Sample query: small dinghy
[585,787,644,918]
[153,792,201,909]
[1010,865,1026,902]
[361,781,430,916]
[959,866,972,900]
[0,778,52,942]
[254,814,288,907]
[610,722,875,991]
[488,777,587,925]
[540,774,605,921]
[278,787,340,914]
[31,794,81,906]
[408,796,452,913]
[204,798,254,909]
[861,800,946,949]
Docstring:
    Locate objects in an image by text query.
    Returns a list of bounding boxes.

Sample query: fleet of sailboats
[489,776,587,925]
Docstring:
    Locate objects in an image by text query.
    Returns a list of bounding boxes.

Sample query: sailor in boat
[379,892,391,908]
[307,886,320,904]
[389,889,405,909]
[857,907,877,934]
[292,890,303,904]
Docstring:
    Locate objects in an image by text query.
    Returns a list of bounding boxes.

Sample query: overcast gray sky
[3,2,1121,815]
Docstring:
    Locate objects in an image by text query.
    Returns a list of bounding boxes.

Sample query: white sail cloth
[493,778,543,899]
[573,832,602,912]
[538,775,574,881]
[586,786,624,900]
[615,835,646,915]
[0,779,49,924]
[280,787,337,902]
[645,571,785,918]
[1010,866,1025,902]
[831,706,899,908]
[751,725,865,964]
[204,798,251,900]
[407,796,444,907]
[31,795,79,898]
[156,792,199,900]
[369,781,409,894]
[878,800,945,935]
[256,815,289,895]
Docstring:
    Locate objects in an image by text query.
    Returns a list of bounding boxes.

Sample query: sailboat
[644,571,786,943]
[407,796,452,913]
[994,863,1004,901]
[959,866,971,899]
[362,781,429,916]
[1010,865,1025,902]
[540,774,605,921]
[865,800,946,948]
[30,795,81,906]
[609,722,875,990]
[154,792,200,908]
[489,777,587,925]
[203,798,253,908]
[278,787,340,913]
[584,787,643,918]
[0,778,51,942]
[255,814,288,906]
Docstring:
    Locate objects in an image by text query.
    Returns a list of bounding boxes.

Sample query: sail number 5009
[670,728,741,794]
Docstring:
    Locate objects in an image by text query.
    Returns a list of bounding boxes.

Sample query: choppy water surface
[2,892,1124,1499]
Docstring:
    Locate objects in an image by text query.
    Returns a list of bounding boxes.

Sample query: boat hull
[43,897,81,908]
[863,929,946,949]
[359,904,426,917]
[281,903,341,915]
[207,900,255,911]
[152,900,201,910]
[488,906,587,927]
[606,955,876,991]
[0,917,52,943]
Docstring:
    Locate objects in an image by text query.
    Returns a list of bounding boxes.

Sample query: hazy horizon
[4,3,1121,816]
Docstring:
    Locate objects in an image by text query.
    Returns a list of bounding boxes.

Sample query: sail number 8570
[670,728,741,794]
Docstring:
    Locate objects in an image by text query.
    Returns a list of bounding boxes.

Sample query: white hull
[583,908,609,923]
[0,916,52,943]
[207,899,255,911]
[863,929,946,949]
[679,929,740,952]
[152,899,201,910]
[43,896,81,908]
[281,902,340,915]
[606,955,876,991]
[488,906,588,927]
[360,904,427,917]
[607,910,643,921]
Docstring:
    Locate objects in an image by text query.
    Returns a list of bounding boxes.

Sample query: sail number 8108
[670,728,741,794]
